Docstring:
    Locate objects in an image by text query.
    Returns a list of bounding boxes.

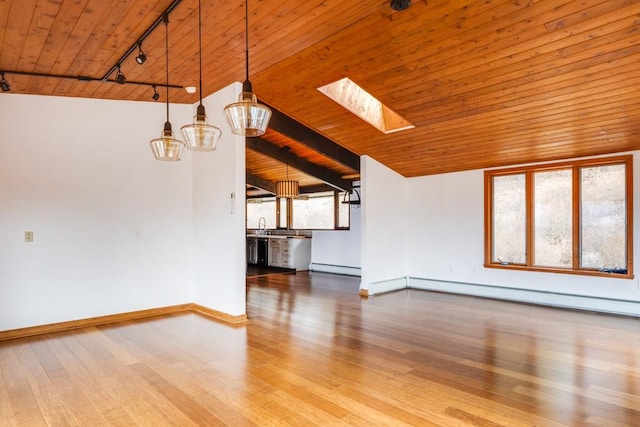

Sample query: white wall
[0,93,195,330]
[405,153,640,314]
[406,169,483,282]
[356,151,640,314]
[310,204,361,274]
[191,83,247,316]
[360,155,408,293]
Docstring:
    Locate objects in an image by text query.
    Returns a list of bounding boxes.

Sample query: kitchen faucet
[258,217,266,234]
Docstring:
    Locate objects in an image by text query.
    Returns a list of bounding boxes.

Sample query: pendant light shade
[150,121,185,161]
[276,163,299,198]
[224,0,271,136]
[150,14,185,161]
[182,104,222,151]
[276,180,299,199]
[181,0,222,151]
[224,80,271,137]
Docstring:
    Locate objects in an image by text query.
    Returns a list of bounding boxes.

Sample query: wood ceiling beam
[261,101,361,172]
[246,137,353,192]
[246,172,276,194]
[299,184,337,194]
[246,182,337,199]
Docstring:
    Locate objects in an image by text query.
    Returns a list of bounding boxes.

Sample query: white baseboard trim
[368,277,408,295]
[408,277,640,317]
[309,263,361,276]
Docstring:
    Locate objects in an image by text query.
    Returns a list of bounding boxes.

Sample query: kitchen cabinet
[248,236,312,271]
[269,237,311,271]
[268,239,282,267]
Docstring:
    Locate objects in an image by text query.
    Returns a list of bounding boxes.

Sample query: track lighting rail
[101,0,183,81]
[1,0,185,94]
[0,69,182,90]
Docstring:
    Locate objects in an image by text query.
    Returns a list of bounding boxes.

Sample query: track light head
[135,44,147,65]
[0,72,10,92]
[115,66,126,84]
[152,85,160,101]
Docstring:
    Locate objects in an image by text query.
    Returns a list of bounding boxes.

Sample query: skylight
[318,78,414,134]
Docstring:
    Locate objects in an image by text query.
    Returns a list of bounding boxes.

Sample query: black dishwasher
[257,238,268,266]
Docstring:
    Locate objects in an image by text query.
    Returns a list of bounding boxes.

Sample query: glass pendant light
[223,0,272,137]
[150,14,185,161]
[181,0,222,151]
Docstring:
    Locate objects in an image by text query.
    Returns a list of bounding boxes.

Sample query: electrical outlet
[24,231,34,243]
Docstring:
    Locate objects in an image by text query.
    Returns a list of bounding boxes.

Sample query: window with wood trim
[246,197,276,229]
[484,156,633,278]
[292,191,336,230]
[247,191,350,230]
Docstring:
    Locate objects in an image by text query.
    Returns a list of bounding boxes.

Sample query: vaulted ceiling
[2,0,640,194]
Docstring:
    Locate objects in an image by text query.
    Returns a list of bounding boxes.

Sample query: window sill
[484,263,634,280]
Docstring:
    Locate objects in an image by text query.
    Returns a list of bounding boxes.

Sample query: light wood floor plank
[1,343,47,425]
[12,342,74,426]
[43,334,131,425]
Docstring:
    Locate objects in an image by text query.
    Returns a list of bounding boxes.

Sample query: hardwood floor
[246,264,296,278]
[1,272,639,426]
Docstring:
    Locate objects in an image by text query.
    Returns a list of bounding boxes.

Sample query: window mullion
[572,166,581,270]
[626,158,633,276]
[483,172,492,266]
[526,171,534,267]
[334,190,339,229]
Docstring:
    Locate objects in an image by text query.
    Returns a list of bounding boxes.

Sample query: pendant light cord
[245,0,249,82]
[198,0,203,105]
[164,13,170,122]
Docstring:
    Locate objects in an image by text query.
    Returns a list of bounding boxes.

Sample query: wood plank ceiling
[2,0,639,189]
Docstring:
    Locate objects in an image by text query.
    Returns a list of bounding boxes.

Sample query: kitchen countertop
[246,234,309,239]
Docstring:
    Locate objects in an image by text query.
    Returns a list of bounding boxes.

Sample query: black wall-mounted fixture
[342,188,361,205]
